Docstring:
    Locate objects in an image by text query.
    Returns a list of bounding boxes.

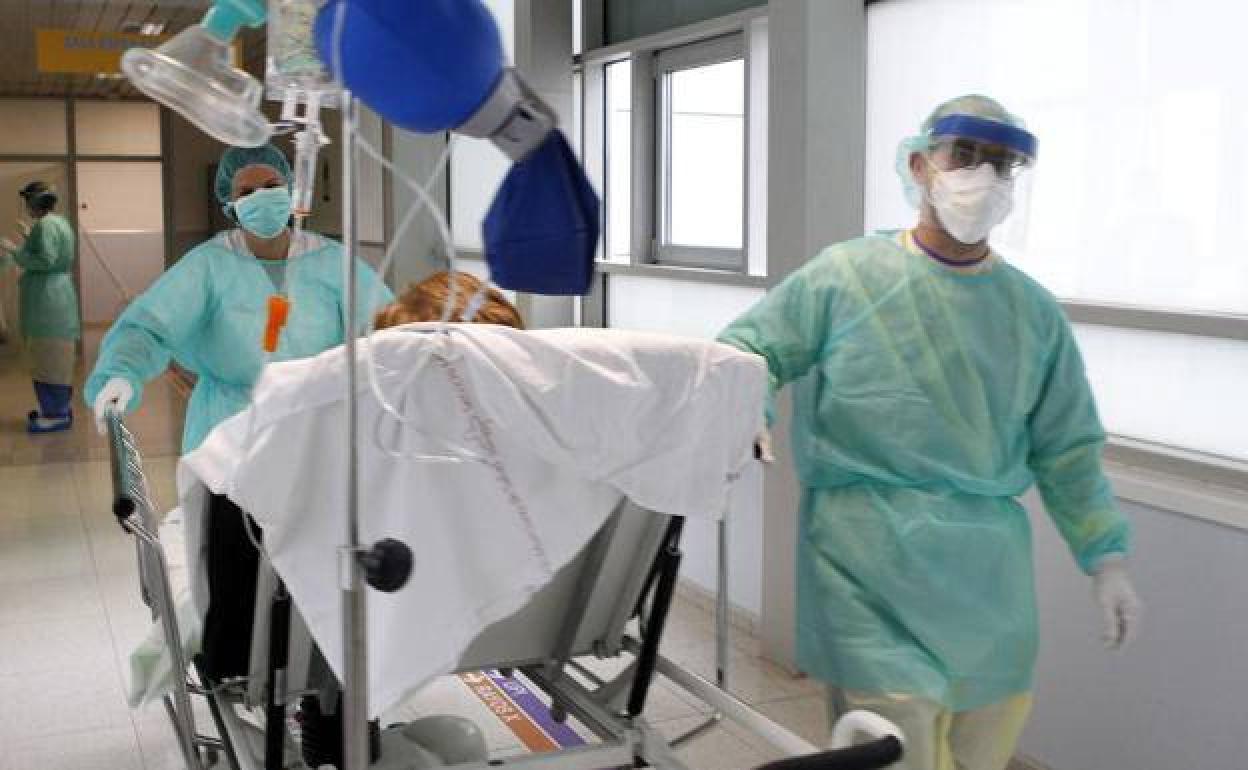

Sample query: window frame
[652,34,748,271]
[602,57,634,264]
[1063,301,1248,343]
[579,5,768,279]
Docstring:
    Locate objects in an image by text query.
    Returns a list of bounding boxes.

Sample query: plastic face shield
[924,115,1040,253]
[927,114,1037,180]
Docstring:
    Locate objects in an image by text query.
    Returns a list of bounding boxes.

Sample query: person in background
[373,270,524,330]
[0,181,80,433]
[718,94,1142,770]
[85,143,393,683]
[0,245,12,345]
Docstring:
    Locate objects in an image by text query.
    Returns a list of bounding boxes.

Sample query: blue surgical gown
[86,230,393,453]
[718,232,1131,711]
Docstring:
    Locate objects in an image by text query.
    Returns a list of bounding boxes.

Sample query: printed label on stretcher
[458,670,593,753]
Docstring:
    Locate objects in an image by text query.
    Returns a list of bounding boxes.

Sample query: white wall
[75,101,161,156]
[79,232,163,323]
[0,100,67,154]
[76,161,165,324]
[1021,491,1248,770]
[166,111,226,259]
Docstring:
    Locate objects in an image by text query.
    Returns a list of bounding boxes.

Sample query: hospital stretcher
[107,411,905,770]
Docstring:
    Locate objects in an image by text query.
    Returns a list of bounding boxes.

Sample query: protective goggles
[927,114,1037,178]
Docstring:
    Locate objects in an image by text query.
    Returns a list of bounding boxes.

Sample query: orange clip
[263,294,291,353]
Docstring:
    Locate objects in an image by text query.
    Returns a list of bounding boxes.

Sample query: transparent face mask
[122,25,273,148]
[234,2,493,469]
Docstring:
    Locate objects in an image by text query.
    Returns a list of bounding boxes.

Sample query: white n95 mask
[927,163,1014,244]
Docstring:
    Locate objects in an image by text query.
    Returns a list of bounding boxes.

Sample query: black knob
[113,496,136,523]
[360,538,413,593]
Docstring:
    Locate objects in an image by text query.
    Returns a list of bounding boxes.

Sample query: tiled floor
[0,333,828,770]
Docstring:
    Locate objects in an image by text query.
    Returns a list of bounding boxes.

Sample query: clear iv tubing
[327,1,492,461]
[232,23,479,467]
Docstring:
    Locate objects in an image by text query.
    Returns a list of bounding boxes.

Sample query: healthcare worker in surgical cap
[719,95,1142,770]
[86,143,393,683]
[86,144,393,453]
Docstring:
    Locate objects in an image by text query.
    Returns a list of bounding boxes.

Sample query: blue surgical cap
[214,144,292,205]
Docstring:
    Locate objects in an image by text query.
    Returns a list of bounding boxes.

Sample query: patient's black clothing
[197,493,262,682]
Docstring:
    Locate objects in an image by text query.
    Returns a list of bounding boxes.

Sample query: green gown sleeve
[1027,318,1132,574]
[717,256,834,424]
[85,250,212,411]
[13,219,57,272]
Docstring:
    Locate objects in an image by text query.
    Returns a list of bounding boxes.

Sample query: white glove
[1093,557,1142,650]
[754,427,775,464]
[93,377,135,435]
[0,237,16,253]
[17,220,30,237]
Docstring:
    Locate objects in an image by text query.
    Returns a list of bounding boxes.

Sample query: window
[865,0,1248,464]
[605,59,633,262]
[581,13,766,276]
[656,37,745,269]
[573,0,583,55]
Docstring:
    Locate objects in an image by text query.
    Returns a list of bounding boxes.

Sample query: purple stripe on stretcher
[487,670,586,748]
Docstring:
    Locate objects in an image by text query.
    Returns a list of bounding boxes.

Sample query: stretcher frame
[107,411,904,770]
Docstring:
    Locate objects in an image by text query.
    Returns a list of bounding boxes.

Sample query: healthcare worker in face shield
[718,95,1142,770]
[0,182,81,433]
[85,144,393,453]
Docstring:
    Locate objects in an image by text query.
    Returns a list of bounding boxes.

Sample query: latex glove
[754,427,775,464]
[93,377,135,435]
[1093,557,1142,650]
[0,237,16,253]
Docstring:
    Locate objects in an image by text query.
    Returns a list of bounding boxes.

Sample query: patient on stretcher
[130,287,770,768]
[375,270,524,331]
[199,270,524,680]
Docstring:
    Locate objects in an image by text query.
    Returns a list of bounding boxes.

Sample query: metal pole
[716,518,729,687]
[340,92,370,770]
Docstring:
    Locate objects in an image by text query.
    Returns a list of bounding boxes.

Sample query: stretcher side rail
[106,411,231,770]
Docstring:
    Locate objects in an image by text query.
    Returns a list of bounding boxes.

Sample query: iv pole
[339,91,370,770]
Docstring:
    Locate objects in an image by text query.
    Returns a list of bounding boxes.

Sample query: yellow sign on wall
[36,29,171,75]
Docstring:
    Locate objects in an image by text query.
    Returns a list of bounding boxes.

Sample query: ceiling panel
[0,0,213,99]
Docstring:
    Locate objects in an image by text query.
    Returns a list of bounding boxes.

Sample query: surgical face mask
[925,162,1014,245]
[232,186,292,239]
